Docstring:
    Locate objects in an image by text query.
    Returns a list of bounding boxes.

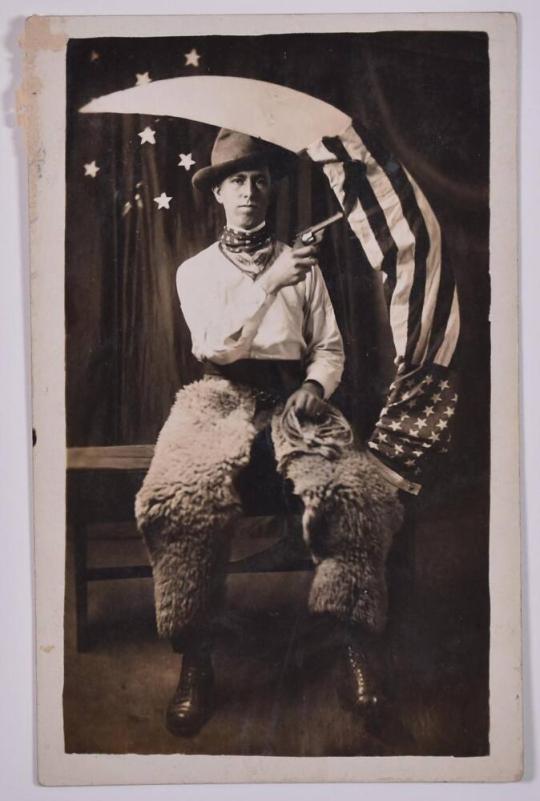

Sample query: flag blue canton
[368,365,457,479]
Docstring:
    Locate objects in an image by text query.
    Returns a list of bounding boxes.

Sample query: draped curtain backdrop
[65,32,489,489]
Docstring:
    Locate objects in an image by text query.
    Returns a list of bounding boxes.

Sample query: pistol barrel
[310,211,345,233]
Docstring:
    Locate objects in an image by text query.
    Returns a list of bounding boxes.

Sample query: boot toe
[165,658,215,737]
[166,695,213,737]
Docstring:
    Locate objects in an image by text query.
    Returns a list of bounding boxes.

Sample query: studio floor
[63,481,489,757]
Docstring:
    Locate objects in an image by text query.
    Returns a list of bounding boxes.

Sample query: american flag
[306,122,460,493]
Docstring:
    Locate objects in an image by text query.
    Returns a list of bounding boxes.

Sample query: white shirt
[176,240,345,399]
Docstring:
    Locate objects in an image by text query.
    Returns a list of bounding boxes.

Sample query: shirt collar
[226,220,266,234]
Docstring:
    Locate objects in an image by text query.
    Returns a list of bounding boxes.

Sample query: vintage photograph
[24,12,521,784]
[63,25,487,757]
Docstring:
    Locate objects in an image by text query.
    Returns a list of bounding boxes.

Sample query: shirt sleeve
[176,261,276,364]
[302,264,345,399]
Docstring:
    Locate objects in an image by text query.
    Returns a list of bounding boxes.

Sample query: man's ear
[212,185,223,205]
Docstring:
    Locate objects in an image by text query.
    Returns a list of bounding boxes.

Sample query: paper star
[90,50,100,62]
[443,406,455,417]
[154,192,172,210]
[138,126,156,144]
[178,152,196,171]
[84,161,100,178]
[413,449,423,458]
[439,379,450,390]
[431,392,442,403]
[416,418,428,430]
[389,420,401,431]
[405,459,416,468]
[424,405,435,417]
[423,375,434,386]
[184,48,201,67]
[394,444,404,455]
[135,72,152,86]
[378,432,388,442]
[430,431,440,442]
[436,419,449,431]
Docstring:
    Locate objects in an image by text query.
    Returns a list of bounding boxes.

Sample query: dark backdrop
[65,31,490,494]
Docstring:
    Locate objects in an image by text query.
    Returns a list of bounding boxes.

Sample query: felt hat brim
[192,147,297,191]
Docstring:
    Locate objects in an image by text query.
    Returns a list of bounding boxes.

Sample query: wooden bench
[67,445,313,651]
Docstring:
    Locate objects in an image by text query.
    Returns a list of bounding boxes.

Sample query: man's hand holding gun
[258,211,344,295]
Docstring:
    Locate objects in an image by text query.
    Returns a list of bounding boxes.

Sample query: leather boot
[337,626,386,717]
[166,634,215,737]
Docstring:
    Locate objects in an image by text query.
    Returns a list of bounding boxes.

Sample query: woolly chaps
[135,377,404,639]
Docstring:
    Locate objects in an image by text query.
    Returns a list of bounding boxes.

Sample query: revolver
[292,211,344,248]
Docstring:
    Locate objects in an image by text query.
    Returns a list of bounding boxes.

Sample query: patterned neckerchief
[219,222,275,277]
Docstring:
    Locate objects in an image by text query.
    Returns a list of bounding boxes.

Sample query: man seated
[136,128,402,736]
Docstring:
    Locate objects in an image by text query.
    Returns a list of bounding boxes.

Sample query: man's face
[212,167,272,230]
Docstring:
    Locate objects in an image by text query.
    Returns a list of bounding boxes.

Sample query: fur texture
[272,405,404,632]
[135,377,404,638]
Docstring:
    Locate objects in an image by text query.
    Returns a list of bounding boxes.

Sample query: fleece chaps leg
[135,377,405,641]
[135,378,261,639]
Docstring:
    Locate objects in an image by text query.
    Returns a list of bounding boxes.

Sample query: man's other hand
[283,381,326,421]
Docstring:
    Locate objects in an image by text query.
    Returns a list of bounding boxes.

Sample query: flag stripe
[337,125,417,315]
[425,235,458,364]
[371,154,430,366]
[316,133,415,357]
[434,287,460,366]
[306,139,385,269]
[337,125,430,365]
[321,135,399,292]
[310,121,458,370]
[354,126,451,367]
[402,167,443,365]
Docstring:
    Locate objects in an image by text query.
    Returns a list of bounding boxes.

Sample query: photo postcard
[20,11,522,785]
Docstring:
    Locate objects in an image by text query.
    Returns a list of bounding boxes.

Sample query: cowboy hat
[192,128,297,191]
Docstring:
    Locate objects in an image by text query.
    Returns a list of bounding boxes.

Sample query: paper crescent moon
[79,75,352,153]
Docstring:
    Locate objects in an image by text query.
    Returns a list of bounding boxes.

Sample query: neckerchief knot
[219,223,275,277]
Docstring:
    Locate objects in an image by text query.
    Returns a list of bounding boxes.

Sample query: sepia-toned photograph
[23,12,521,785]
